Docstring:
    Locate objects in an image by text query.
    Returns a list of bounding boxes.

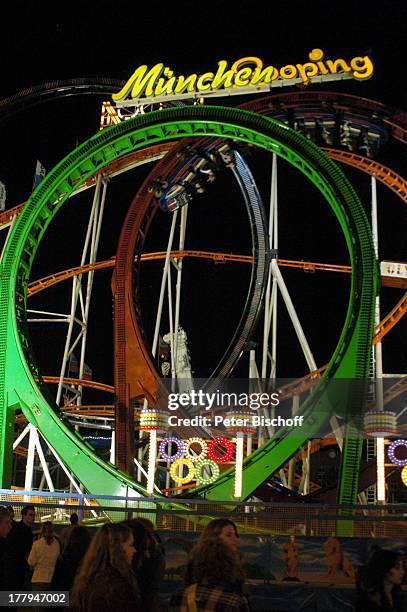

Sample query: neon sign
[112,49,374,106]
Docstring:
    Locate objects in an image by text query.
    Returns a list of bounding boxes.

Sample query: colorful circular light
[388,439,407,466]
[401,465,407,487]
[184,437,208,462]
[170,458,195,485]
[194,459,220,485]
[207,437,234,464]
[364,411,397,437]
[139,408,166,432]
[159,437,184,462]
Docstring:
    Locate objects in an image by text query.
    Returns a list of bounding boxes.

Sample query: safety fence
[1,489,406,537]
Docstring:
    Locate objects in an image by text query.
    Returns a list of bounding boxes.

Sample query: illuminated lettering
[154,75,176,96]
[350,56,374,80]
[325,59,351,74]
[211,60,235,89]
[308,49,329,75]
[234,68,253,86]
[112,63,164,101]
[280,64,297,79]
[174,73,198,94]
[112,49,374,104]
[251,64,277,86]
[296,62,319,82]
[197,72,214,91]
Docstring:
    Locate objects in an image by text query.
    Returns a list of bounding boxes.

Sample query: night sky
[0,1,405,404]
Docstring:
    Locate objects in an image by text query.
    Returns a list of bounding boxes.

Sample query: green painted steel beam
[0,107,377,506]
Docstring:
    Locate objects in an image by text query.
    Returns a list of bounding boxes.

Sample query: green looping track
[0,106,377,506]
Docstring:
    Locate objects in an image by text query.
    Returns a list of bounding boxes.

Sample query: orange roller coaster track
[27,253,407,343]
[41,376,114,394]
[10,92,407,476]
[322,149,407,201]
[26,252,351,297]
[5,142,406,233]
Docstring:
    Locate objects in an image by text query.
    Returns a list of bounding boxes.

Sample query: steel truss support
[173,205,189,372]
[56,175,108,406]
[13,424,98,516]
[371,176,386,503]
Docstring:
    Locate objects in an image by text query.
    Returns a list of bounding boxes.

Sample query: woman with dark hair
[27,521,60,591]
[357,548,405,611]
[69,523,140,612]
[170,537,250,611]
[52,526,91,590]
[199,519,239,550]
[185,519,240,585]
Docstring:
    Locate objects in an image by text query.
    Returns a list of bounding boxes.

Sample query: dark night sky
[0,1,405,401]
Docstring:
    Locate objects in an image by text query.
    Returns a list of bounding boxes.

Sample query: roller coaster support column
[24,424,36,499]
[56,175,107,406]
[152,210,179,358]
[371,176,386,502]
[249,349,269,442]
[78,178,109,397]
[261,154,279,381]
[173,205,189,373]
[270,259,318,372]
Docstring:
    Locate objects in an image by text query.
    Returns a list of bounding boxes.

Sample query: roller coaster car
[157,143,236,213]
[293,109,336,145]
[339,112,387,158]
[158,184,193,212]
[148,178,169,198]
[292,108,388,158]
[215,143,236,168]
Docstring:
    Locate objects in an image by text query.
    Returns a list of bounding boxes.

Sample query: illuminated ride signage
[112,49,374,107]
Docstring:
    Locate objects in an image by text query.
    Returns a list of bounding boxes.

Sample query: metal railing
[1,489,406,538]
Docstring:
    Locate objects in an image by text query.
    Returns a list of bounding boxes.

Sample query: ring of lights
[207,437,234,464]
[0,105,376,501]
[170,458,195,485]
[184,438,208,463]
[139,408,166,432]
[158,437,184,462]
[387,439,407,467]
[195,459,220,485]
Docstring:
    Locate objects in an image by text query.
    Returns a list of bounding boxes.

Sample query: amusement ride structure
[0,70,406,530]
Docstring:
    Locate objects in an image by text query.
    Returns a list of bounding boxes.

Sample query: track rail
[111,96,401,506]
[113,142,270,472]
[2,84,403,508]
[26,252,406,296]
[0,78,124,121]
[246,91,407,144]
[0,107,377,506]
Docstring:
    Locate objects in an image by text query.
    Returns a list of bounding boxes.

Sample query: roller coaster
[0,78,405,523]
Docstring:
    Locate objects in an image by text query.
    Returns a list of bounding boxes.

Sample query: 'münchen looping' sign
[112,49,374,107]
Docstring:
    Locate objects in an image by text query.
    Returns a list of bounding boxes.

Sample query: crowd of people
[0,505,405,611]
[0,505,165,611]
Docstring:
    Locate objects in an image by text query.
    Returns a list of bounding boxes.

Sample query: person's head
[40,521,55,545]
[71,523,137,608]
[190,537,244,588]
[0,506,12,538]
[78,523,135,572]
[21,505,35,527]
[122,519,149,567]
[69,513,79,526]
[8,507,15,521]
[367,549,404,590]
[200,519,239,550]
[63,526,91,559]
[134,517,155,535]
